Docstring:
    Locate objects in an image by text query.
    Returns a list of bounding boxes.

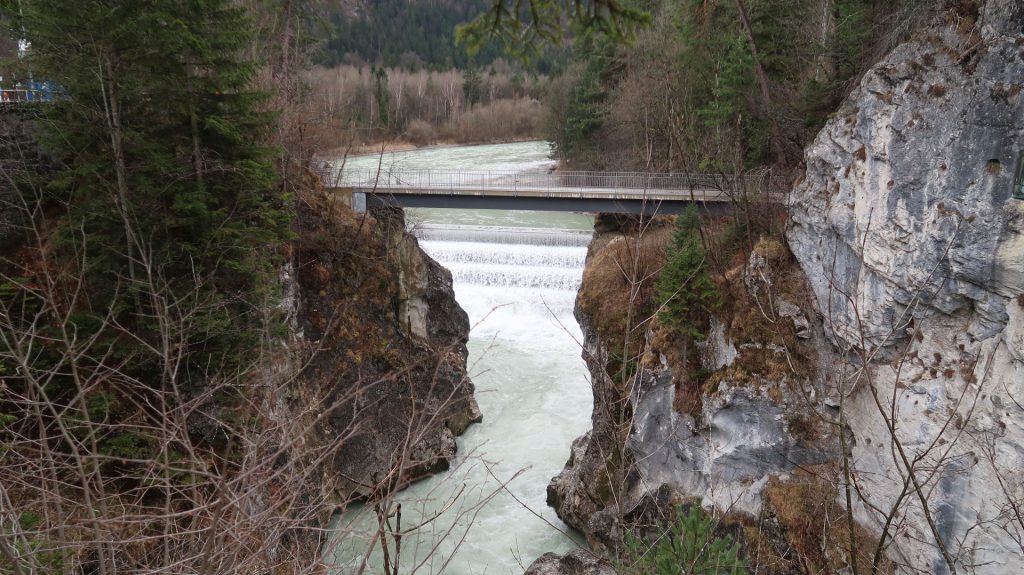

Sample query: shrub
[656,208,719,338]
[405,119,435,146]
[620,505,749,575]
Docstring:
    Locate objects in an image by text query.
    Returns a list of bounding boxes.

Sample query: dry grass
[759,467,894,575]
[697,236,817,402]
[577,220,675,354]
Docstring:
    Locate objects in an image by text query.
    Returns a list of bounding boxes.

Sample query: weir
[415,223,590,328]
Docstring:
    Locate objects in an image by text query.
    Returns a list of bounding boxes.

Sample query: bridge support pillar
[353,191,367,213]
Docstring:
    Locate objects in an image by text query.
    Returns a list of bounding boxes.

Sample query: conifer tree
[6,0,292,378]
[462,61,484,106]
[656,208,718,338]
[553,34,613,165]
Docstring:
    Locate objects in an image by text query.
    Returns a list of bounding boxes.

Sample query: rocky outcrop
[525,549,618,575]
[789,1,1023,352]
[787,1,1024,572]
[549,218,846,562]
[547,221,670,547]
[546,3,1022,573]
[293,199,480,500]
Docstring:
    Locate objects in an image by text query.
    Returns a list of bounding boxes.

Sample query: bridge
[0,83,57,104]
[324,169,786,214]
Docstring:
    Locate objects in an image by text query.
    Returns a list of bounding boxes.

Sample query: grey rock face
[546,301,626,544]
[788,0,1024,351]
[549,222,840,552]
[787,1,1024,572]
[776,299,811,339]
[630,374,838,518]
[381,209,484,437]
[524,549,618,575]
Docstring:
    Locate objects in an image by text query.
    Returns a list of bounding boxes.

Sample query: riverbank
[317,136,549,161]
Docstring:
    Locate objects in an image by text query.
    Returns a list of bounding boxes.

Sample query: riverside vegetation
[305,0,559,152]
[1,0,481,572]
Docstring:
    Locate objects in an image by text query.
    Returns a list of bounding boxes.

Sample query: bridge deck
[349,185,733,201]
[323,169,785,213]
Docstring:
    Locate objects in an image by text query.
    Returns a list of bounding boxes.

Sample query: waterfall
[415,224,592,247]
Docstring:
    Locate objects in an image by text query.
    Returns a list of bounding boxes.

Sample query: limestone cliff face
[292,199,480,501]
[545,5,1024,572]
[787,1,1024,572]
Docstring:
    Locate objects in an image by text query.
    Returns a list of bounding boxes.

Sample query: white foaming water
[414,225,593,247]
[420,225,589,338]
[422,242,585,268]
[338,141,559,176]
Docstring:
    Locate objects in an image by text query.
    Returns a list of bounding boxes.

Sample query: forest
[319,0,508,69]
[541,0,937,172]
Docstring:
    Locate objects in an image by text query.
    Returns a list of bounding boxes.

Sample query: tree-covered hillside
[319,0,508,69]
[536,0,942,172]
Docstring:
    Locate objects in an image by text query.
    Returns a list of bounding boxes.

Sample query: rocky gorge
[534,1,1024,573]
[2,1,1021,572]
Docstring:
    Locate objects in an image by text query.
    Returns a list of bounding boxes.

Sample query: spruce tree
[554,34,613,165]
[656,208,718,338]
[9,0,291,380]
[462,61,484,106]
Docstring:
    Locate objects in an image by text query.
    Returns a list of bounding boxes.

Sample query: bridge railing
[0,84,58,104]
[334,169,784,194]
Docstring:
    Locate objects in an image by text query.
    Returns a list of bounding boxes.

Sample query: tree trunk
[815,0,837,83]
[187,70,205,194]
[100,52,140,293]
[733,0,787,164]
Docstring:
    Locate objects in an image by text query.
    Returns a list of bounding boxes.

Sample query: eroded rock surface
[525,549,618,575]
[294,202,480,500]
[548,218,843,559]
[789,1,1024,351]
[788,1,1024,572]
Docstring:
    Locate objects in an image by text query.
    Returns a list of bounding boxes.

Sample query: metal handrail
[334,169,785,194]
[0,88,56,103]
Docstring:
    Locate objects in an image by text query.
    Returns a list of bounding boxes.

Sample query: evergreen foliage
[462,61,484,106]
[7,0,292,379]
[656,208,718,338]
[621,505,749,575]
[458,0,650,59]
[550,34,613,165]
[535,0,926,171]
[373,66,392,129]
[320,0,513,70]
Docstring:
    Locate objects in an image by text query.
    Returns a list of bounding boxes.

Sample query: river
[325,142,595,574]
